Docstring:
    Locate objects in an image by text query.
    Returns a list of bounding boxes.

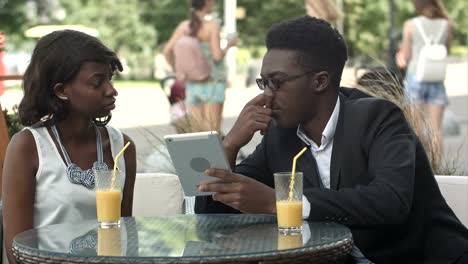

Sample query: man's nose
[263,85,274,97]
[262,90,273,108]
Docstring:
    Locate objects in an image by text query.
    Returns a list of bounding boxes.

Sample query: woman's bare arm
[209,21,238,62]
[209,21,224,62]
[2,130,38,264]
[121,134,136,217]
[399,20,413,68]
[163,21,189,68]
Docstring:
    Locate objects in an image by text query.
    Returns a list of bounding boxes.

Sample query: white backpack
[414,18,448,82]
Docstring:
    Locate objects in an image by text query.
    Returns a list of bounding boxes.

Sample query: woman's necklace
[51,123,108,189]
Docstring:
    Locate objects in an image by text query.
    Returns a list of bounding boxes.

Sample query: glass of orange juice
[95,170,123,228]
[274,172,303,234]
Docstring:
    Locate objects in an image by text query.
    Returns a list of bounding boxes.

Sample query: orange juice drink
[277,233,303,250]
[96,190,121,224]
[274,172,303,234]
[98,227,122,256]
[276,200,303,228]
[95,170,124,228]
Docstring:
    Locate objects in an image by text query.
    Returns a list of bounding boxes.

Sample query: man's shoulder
[265,125,296,139]
[340,87,401,112]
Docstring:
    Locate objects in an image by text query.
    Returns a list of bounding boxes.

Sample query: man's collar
[296,96,340,146]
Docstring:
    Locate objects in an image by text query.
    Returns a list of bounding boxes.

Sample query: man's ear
[53,83,68,100]
[313,71,329,93]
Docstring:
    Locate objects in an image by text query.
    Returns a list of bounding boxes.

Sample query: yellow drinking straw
[110,142,131,189]
[288,146,308,201]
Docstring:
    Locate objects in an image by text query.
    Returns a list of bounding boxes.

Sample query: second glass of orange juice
[274,172,303,234]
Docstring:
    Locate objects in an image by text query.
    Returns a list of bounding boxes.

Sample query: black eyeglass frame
[256,70,316,91]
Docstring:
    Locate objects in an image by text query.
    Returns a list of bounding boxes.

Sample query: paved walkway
[1,62,467,173]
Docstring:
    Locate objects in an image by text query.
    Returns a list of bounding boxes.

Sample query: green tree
[445,0,468,45]
[59,0,157,79]
[139,0,189,48]
[1,0,465,72]
[0,0,31,51]
[343,0,467,61]
[237,1,305,46]
[0,0,28,34]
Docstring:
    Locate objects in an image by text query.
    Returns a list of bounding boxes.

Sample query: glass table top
[14,215,352,261]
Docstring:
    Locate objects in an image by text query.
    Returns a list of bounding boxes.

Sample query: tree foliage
[0,0,28,34]
[139,0,189,48]
[343,0,468,60]
[58,0,157,79]
[236,1,305,46]
[0,0,30,50]
[0,0,466,75]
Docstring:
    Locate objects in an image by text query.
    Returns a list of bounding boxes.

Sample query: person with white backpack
[398,0,452,170]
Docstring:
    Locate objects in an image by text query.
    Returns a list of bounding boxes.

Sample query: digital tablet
[164,131,231,196]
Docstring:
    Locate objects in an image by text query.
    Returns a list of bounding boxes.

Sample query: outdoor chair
[133,173,185,216]
[436,175,468,227]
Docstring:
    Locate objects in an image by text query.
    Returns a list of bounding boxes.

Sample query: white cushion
[133,173,184,216]
[435,175,468,227]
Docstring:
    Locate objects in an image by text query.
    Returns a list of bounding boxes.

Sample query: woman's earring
[57,95,68,100]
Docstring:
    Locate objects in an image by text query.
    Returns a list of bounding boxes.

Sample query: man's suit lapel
[330,94,345,190]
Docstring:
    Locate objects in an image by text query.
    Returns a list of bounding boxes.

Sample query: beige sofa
[132,173,184,216]
[131,173,468,227]
[435,175,468,227]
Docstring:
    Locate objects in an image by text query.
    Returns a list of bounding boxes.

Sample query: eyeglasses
[256,71,315,91]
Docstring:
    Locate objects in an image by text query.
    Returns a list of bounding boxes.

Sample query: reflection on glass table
[13,215,353,264]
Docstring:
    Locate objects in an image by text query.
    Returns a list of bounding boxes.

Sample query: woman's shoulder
[419,15,448,23]
[204,19,220,29]
[104,125,133,146]
[404,16,422,26]
[402,19,413,33]
[104,125,123,139]
[199,20,220,40]
[7,128,38,157]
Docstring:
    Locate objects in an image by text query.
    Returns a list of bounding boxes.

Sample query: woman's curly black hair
[265,16,348,88]
[19,30,122,127]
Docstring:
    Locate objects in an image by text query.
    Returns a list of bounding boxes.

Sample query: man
[195,16,468,263]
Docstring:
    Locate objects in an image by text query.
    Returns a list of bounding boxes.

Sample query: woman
[1,30,137,263]
[163,0,238,133]
[398,0,451,170]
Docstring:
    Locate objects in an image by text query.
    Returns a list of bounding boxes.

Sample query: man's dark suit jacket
[195,87,468,263]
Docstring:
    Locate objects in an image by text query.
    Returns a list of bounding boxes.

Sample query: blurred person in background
[398,0,452,170]
[163,0,238,133]
[305,0,343,25]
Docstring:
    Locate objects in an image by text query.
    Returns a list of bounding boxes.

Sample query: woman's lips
[104,101,116,111]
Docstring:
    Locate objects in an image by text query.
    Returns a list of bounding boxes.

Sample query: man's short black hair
[266,16,348,87]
